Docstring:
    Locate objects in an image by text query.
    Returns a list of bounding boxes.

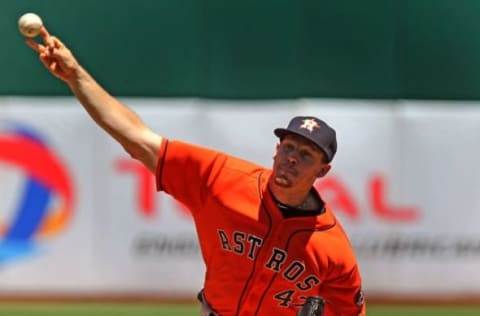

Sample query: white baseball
[18,13,43,38]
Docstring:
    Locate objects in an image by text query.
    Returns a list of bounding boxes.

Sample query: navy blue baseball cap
[274,116,337,163]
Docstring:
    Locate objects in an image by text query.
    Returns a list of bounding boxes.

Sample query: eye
[282,143,295,152]
[300,150,312,159]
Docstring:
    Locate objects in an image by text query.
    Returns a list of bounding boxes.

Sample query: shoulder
[164,139,264,172]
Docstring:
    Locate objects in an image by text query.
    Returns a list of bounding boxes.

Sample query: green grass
[0,303,198,316]
[368,305,480,316]
[0,303,480,315]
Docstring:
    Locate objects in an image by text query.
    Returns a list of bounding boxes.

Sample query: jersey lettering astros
[156,140,366,316]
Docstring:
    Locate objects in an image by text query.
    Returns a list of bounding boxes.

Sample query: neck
[268,182,312,209]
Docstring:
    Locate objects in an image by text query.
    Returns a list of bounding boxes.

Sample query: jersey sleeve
[154,139,230,215]
[321,264,366,316]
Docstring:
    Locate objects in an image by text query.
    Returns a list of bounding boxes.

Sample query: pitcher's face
[271,134,331,190]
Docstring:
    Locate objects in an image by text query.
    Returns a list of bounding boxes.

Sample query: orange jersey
[156,140,366,316]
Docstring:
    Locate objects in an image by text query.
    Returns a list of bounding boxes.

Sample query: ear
[273,143,280,158]
[316,164,331,178]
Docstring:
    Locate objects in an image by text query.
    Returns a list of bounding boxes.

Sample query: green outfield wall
[2,0,480,99]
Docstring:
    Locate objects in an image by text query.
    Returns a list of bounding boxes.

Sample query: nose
[287,154,297,165]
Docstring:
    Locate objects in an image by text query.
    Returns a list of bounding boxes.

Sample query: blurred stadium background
[2,0,480,315]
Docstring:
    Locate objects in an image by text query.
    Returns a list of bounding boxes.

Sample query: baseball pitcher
[25,25,366,316]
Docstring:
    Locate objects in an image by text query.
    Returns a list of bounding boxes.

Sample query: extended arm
[26,27,162,173]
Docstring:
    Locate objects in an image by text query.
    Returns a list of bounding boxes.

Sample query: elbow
[124,143,145,162]
[124,145,140,161]
[119,129,162,174]
[122,143,158,174]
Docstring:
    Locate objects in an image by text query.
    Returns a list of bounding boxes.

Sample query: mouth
[278,165,297,177]
[273,166,297,187]
[274,172,291,187]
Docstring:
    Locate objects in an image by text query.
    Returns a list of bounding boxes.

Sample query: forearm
[67,66,148,152]
[26,28,162,173]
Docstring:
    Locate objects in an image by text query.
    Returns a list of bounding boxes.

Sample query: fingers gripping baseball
[26,27,79,82]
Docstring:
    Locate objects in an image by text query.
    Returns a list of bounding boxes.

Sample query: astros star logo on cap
[299,118,320,133]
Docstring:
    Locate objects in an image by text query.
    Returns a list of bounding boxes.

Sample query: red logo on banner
[315,174,419,222]
[115,159,190,219]
[115,159,419,223]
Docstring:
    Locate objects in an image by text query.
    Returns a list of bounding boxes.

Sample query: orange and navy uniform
[156,139,366,316]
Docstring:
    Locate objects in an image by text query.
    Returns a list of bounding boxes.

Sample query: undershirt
[270,187,325,219]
